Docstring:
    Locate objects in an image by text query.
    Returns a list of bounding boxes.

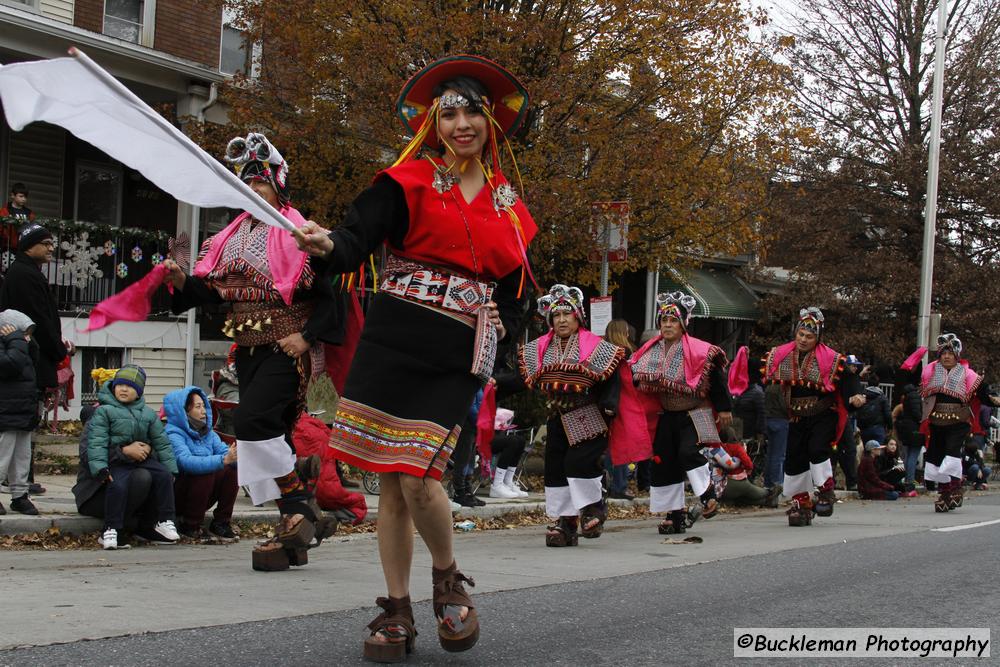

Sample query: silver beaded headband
[439,93,472,110]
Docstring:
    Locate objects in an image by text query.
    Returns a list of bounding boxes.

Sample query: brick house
[0,0,251,414]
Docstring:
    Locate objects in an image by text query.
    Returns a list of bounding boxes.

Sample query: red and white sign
[590,201,629,262]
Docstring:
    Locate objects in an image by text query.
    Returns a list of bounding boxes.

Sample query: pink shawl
[901,346,927,372]
[193,205,308,306]
[475,382,498,477]
[765,340,840,393]
[920,360,981,398]
[534,328,604,365]
[728,345,750,396]
[630,333,714,392]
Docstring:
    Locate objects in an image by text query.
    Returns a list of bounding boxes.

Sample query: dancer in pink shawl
[518,284,625,547]
[762,307,865,526]
[627,292,732,535]
[904,335,1000,512]
[162,133,344,570]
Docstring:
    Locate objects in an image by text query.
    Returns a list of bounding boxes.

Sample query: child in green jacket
[87,365,180,549]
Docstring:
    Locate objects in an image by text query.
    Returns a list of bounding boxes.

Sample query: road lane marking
[931,519,1000,532]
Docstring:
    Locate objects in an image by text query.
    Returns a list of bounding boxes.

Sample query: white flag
[0,48,295,233]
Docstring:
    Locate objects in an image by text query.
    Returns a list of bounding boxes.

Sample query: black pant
[451,413,478,480]
[105,459,175,530]
[543,416,607,486]
[784,410,837,477]
[78,468,156,532]
[650,411,705,487]
[925,423,969,468]
[491,432,526,469]
[234,345,302,441]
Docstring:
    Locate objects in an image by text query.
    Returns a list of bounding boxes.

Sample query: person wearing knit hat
[761,307,866,526]
[1,219,70,499]
[519,283,626,547]
[87,365,180,549]
[621,291,732,535]
[111,364,147,398]
[900,333,1000,513]
[16,224,52,253]
[0,308,40,515]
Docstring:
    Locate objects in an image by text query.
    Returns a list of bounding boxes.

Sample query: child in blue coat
[164,386,238,540]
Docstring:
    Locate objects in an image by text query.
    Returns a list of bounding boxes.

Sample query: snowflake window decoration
[116,262,128,279]
[58,232,105,289]
[104,240,116,257]
[151,252,164,266]
[131,245,143,263]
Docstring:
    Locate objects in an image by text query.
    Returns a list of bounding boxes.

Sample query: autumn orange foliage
[201,0,804,288]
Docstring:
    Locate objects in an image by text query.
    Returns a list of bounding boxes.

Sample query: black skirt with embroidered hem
[329,293,480,480]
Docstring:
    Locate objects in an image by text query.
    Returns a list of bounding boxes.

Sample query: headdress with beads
[392,55,537,297]
[655,291,697,329]
[224,132,290,204]
[795,307,824,337]
[537,284,586,327]
[936,333,962,358]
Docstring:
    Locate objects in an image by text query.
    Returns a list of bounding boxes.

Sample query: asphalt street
[1,494,997,666]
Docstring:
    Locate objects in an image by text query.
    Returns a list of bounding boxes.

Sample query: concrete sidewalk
[0,473,567,536]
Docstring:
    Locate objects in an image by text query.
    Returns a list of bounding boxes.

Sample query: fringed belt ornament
[789,395,834,417]
[928,402,970,426]
[560,403,608,446]
[382,264,497,383]
[224,300,314,347]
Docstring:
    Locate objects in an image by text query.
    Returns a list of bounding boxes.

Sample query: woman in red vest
[298,55,536,662]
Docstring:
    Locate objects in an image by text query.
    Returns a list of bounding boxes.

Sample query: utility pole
[917,0,948,355]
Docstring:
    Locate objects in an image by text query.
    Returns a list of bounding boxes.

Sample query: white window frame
[219,7,261,78]
[102,0,156,48]
[0,0,41,13]
[74,160,124,227]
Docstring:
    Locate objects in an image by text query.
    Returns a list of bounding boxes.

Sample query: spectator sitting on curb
[0,309,40,515]
[87,365,180,550]
[163,386,239,541]
[962,439,991,491]
[857,440,899,501]
[704,427,779,508]
[875,438,916,496]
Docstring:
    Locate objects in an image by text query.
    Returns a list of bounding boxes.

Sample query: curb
[0,491,859,537]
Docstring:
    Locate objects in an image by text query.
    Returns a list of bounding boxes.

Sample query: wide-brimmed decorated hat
[395,54,530,149]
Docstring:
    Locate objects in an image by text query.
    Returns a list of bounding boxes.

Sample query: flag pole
[67,47,303,240]
[917,0,948,359]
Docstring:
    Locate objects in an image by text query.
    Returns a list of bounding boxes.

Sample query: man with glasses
[1,224,73,495]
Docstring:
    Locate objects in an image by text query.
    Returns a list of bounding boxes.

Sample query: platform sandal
[251,539,310,571]
[432,562,479,653]
[658,509,687,535]
[363,595,417,663]
[787,497,813,526]
[579,500,607,539]
[545,517,578,547]
[813,488,836,517]
[946,484,963,510]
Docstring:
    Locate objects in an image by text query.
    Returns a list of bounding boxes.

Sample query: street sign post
[590,201,629,296]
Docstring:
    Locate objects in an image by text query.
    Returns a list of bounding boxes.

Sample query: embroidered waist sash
[382,256,496,383]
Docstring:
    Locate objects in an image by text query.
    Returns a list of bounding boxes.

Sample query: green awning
[658,267,759,321]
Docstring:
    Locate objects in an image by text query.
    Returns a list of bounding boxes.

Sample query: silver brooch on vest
[432,167,459,194]
[493,183,518,211]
